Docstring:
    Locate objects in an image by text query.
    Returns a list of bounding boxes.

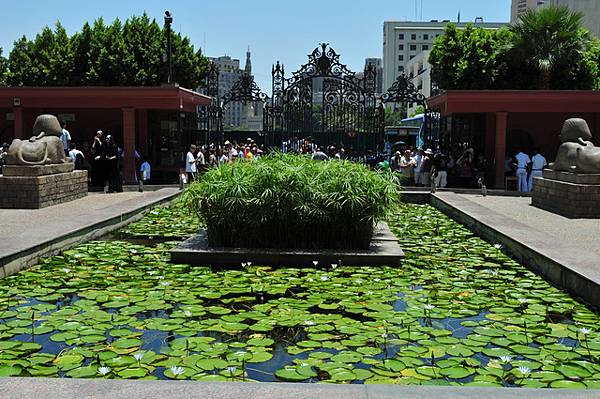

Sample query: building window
[398,44,404,50]
[398,65,404,72]
[424,34,429,40]
[399,33,404,40]
[411,34,417,40]
[398,55,404,61]
[410,55,415,60]
[410,44,417,51]
[422,45,429,51]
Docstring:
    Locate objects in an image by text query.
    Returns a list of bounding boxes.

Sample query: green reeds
[182,153,399,250]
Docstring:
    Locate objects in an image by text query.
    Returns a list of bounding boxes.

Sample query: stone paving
[0,188,180,276]
[455,194,600,257]
[0,378,598,399]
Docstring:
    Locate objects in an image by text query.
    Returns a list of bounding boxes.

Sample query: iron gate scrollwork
[264,44,384,155]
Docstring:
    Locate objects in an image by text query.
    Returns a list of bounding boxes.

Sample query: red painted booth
[0,86,211,184]
[427,91,600,188]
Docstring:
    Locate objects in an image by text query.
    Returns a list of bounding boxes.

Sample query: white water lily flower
[381,333,388,339]
[157,275,165,280]
[355,279,363,284]
[62,268,71,273]
[98,366,111,375]
[518,366,531,374]
[312,260,319,266]
[247,262,252,266]
[517,298,528,304]
[320,275,329,281]
[331,264,338,269]
[169,365,185,376]
[300,363,309,367]
[494,244,503,249]
[183,310,192,317]
[150,211,159,215]
[424,304,435,310]
[304,320,316,326]
[241,262,247,267]
[160,281,170,287]
[499,355,512,363]
[227,366,237,374]
[307,278,314,282]
[374,278,381,282]
[580,327,591,335]
[133,353,144,361]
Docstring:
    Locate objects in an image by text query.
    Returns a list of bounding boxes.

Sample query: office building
[383,20,506,92]
[511,0,600,37]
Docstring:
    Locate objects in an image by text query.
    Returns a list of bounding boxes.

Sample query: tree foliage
[429,6,600,90]
[3,13,208,88]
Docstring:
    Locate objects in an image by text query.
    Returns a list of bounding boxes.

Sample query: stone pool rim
[169,222,404,267]
[0,378,598,399]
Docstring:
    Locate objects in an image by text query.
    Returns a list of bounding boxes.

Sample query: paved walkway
[0,188,180,277]
[0,378,597,399]
[456,194,600,257]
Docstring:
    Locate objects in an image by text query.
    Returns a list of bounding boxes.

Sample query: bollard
[138,179,144,193]
[179,174,185,190]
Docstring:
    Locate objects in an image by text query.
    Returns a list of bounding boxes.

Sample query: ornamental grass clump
[182,153,399,250]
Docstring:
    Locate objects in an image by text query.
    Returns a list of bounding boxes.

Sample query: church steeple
[244,46,252,74]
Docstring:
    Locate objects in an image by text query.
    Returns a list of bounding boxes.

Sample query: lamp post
[164,10,173,84]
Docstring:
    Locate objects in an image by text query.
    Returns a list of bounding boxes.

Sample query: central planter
[174,153,403,266]
[170,222,404,267]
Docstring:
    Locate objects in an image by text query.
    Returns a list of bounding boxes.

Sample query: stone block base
[3,163,74,176]
[532,171,600,218]
[0,170,88,209]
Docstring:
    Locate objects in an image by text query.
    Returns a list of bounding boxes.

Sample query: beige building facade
[511,0,600,37]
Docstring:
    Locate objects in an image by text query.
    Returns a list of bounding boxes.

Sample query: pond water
[0,204,599,387]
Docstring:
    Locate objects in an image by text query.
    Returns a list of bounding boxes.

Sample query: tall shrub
[182,153,400,250]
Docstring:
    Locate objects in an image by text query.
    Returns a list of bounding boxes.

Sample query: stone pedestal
[0,168,88,209]
[532,169,600,218]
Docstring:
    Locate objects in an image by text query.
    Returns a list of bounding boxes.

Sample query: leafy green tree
[508,5,591,89]
[0,49,8,86]
[3,14,208,88]
[121,13,162,85]
[7,36,36,86]
[429,23,512,90]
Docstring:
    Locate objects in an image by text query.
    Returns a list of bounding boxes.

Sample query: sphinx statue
[5,114,69,166]
[550,118,600,174]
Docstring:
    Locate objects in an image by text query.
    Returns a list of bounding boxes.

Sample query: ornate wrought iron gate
[200,43,433,153]
[264,44,384,155]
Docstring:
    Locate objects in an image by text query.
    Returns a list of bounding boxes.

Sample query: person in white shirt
[185,144,197,182]
[514,150,531,193]
[60,120,71,156]
[68,142,85,170]
[528,148,547,190]
[413,148,424,186]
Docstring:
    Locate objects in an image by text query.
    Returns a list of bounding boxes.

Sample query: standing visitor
[413,148,424,186]
[139,156,151,183]
[0,142,9,174]
[196,146,206,173]
[390,151,402,172]
[515,149,531,193]
[312,147,329,161]
[365,150,377,169]
[399,150,416,185]
[91,130,105,188]
[104,135,121,193]
[208,148,218,167]
[421,149,434,187]
[60,120,71,157]
[68,142,85,170]
[432,152,449,189]
[528,148,547,190]
[186,144,197,182]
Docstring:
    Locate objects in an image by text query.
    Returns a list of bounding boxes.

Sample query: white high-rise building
[382,20,506,93]
[511,0,600,37]
[209,48,263,131]
[511,0,546,23]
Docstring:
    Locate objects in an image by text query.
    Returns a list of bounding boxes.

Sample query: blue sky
[0,0,510,90]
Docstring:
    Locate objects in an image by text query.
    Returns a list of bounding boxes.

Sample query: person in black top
[104,135,121,193]
[432,152,449,189]
[91,130,105,188]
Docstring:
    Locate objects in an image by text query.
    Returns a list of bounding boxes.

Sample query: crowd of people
[183,138,265,182]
